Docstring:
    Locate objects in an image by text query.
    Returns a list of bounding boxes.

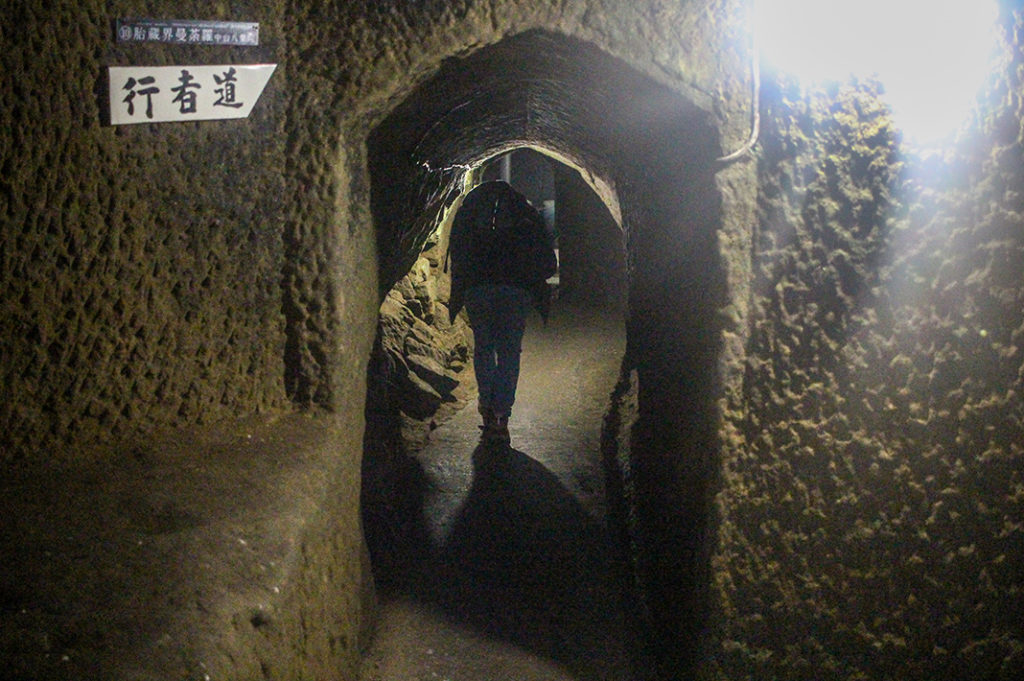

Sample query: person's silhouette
[447,180,557,444]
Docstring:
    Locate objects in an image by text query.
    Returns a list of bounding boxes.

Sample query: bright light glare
[754,0,1000,144]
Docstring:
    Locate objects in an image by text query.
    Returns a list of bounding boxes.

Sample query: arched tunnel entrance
[361,29,727,681]
[361,144,631,678]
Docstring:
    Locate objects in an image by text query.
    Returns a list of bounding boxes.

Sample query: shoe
[482,413,510,445]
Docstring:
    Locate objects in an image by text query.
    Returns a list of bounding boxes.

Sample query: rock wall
[2,2,382,677]
[372,231,472,447]
[1,1,293,462]
[2,0,760,678]
[713,8,1024,679]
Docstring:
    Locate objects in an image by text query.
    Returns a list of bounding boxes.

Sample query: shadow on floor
[435,441,627,679]
[364,438,632,681]
[361,304,634,680]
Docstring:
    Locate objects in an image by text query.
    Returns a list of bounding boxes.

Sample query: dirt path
[358,303,632,681]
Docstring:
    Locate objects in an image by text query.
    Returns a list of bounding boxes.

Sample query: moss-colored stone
[713,12,1024,680]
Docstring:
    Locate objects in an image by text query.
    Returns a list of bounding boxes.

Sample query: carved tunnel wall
[1,1,293,462]
[711,8,1024,678]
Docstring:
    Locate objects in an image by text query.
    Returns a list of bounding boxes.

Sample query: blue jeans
[464,284,531,418]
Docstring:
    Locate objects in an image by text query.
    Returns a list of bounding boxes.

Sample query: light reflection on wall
[754,0,1000,145]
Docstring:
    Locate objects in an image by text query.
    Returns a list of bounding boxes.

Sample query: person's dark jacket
[447,180,557,323]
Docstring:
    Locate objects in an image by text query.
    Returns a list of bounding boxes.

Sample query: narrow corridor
[359,302,632,681]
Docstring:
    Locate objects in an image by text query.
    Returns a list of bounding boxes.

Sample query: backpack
[447,181,557,320]
[451,181,555,284]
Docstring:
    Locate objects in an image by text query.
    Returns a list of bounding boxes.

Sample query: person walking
[447,179,558,444]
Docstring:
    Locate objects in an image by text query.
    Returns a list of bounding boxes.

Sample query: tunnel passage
[365,29,728,681]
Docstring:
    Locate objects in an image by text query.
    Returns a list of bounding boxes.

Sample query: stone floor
[0,410,365,681]
[0,302,631,681]
[358,302,634,681]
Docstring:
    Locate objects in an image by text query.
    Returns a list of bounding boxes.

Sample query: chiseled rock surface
[0,413,371,681]
[713,25,1024,680]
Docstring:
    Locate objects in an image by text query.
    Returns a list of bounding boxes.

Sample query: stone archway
[365,28,728,680]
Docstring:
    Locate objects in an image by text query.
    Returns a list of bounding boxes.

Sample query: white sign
[108,64,276,125]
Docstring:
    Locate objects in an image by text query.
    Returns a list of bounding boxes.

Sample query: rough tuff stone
[373,247,472,445]
[12,1,1022,681]
[406,339,460,396]
[711,26,1024,679]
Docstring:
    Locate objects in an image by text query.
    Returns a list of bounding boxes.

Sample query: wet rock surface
[359,303,632,681]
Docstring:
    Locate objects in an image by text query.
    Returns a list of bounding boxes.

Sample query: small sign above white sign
[108,64,276,125]
[116,19,259,46]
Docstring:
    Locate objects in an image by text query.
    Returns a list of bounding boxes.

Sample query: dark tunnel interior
[364,28,729,680]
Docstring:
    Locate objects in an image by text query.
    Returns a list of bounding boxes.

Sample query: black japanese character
[123,76,159,119]
[213,68,244,109]
[171,70,202,114]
